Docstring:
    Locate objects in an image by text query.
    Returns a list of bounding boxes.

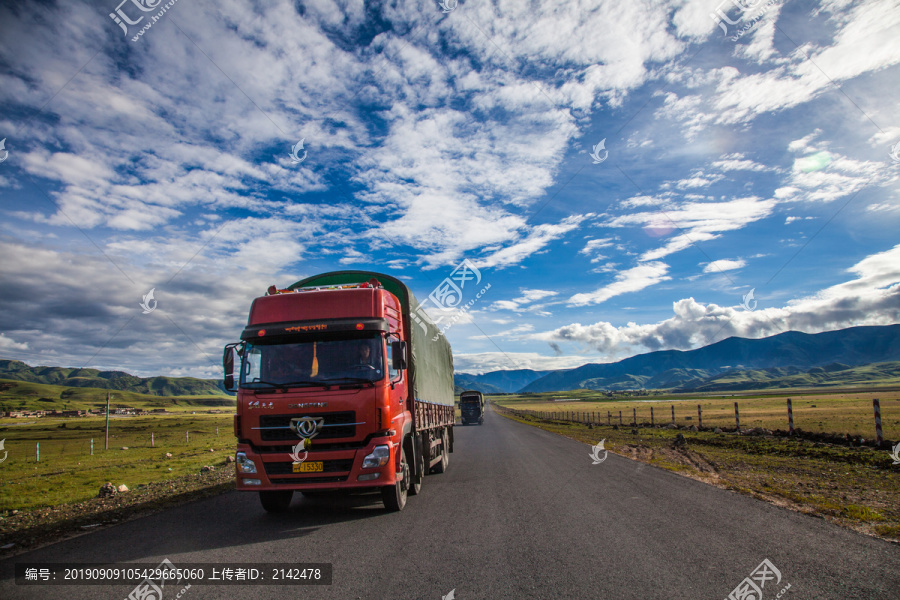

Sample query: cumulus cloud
[453,352,594,375]
[536,243,900,358]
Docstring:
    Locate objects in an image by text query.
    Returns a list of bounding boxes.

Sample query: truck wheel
[381,443,409,511]
[431,429,449,474]
[409,436,424,496]
[259,490,293,513]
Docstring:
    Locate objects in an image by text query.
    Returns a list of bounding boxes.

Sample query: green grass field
[0,378,233,414]
[0,414,235,512]
[492,389,900,439]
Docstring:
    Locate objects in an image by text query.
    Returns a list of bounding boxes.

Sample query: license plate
[293,461,323,473]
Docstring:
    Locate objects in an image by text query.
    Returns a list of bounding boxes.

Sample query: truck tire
[409,435,424,496]
[259,490,293,513]
[381,443,410,511]
[431,428,449,474]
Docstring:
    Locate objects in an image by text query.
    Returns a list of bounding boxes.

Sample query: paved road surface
[2,405,898,599]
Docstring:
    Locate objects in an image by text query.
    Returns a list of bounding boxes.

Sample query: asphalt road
[2,405,898,599]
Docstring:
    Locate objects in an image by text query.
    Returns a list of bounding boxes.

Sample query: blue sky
[0,0,899,378]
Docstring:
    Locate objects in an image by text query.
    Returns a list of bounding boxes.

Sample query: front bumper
[234,437,400,491]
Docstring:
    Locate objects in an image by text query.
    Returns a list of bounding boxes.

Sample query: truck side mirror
[391,341,408,371]
[223,343,240,392]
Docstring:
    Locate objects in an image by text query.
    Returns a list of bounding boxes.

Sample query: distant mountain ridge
[454,369,550,394]
[0,360,229,396]
[520,324,900,392]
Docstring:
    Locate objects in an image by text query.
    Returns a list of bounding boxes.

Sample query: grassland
[0,378,233,413]
[492,389,900,440]
[0,414,235,511]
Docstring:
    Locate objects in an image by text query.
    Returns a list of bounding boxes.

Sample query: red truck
[223,271,455,512]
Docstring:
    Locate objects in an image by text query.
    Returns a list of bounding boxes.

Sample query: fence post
[216,427,219,437]
[697,404,702,429]
[787,398,794,434]
[151,432,154,447]
[651,406,654,426]
[873,398,884,447]
[186,431,189,443]
[671,405,675,424]
[632,408,636,425]
[607,411,611,425]
[36,442,40,462]
[734,402,740,432]
[619,411,622,426]
[91,438,94,456]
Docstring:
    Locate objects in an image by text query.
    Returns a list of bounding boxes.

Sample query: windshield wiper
[320,376,376,387]
[243,380,331,391]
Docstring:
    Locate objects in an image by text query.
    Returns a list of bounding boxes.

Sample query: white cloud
[703,259,746,273]
[453,352,594,375]
[606,197,777,262]
[536,243,900,357]
[568,261,670,306]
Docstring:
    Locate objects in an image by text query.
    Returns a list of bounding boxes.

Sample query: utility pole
[105,392,111,450]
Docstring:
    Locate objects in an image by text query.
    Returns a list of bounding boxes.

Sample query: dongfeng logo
[589,138,608,164]
[290,416,324,439]
[290,139,307,164]
[438,0,458,13]
[741,288,757,311]
[0,138,8,163]
[0,439,7,463]
[589,439,608,464]
[890,442,900,465]
[442,589,455,600]
[140,288,157,314]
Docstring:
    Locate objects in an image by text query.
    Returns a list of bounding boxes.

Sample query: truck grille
[264,458,354,476]
[258,411,357,441]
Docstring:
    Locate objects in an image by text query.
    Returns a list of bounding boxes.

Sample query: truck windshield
[241,335,384,388]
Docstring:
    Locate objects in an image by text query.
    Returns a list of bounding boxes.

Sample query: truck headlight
[361,445,391,469]
[235,451,257,474]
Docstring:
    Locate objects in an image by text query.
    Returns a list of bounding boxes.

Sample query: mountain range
[0,360,230,396]
[454,324,900,393]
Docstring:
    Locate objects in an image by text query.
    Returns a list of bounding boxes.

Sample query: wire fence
[498,398,895,448]
[0,426,232,464]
